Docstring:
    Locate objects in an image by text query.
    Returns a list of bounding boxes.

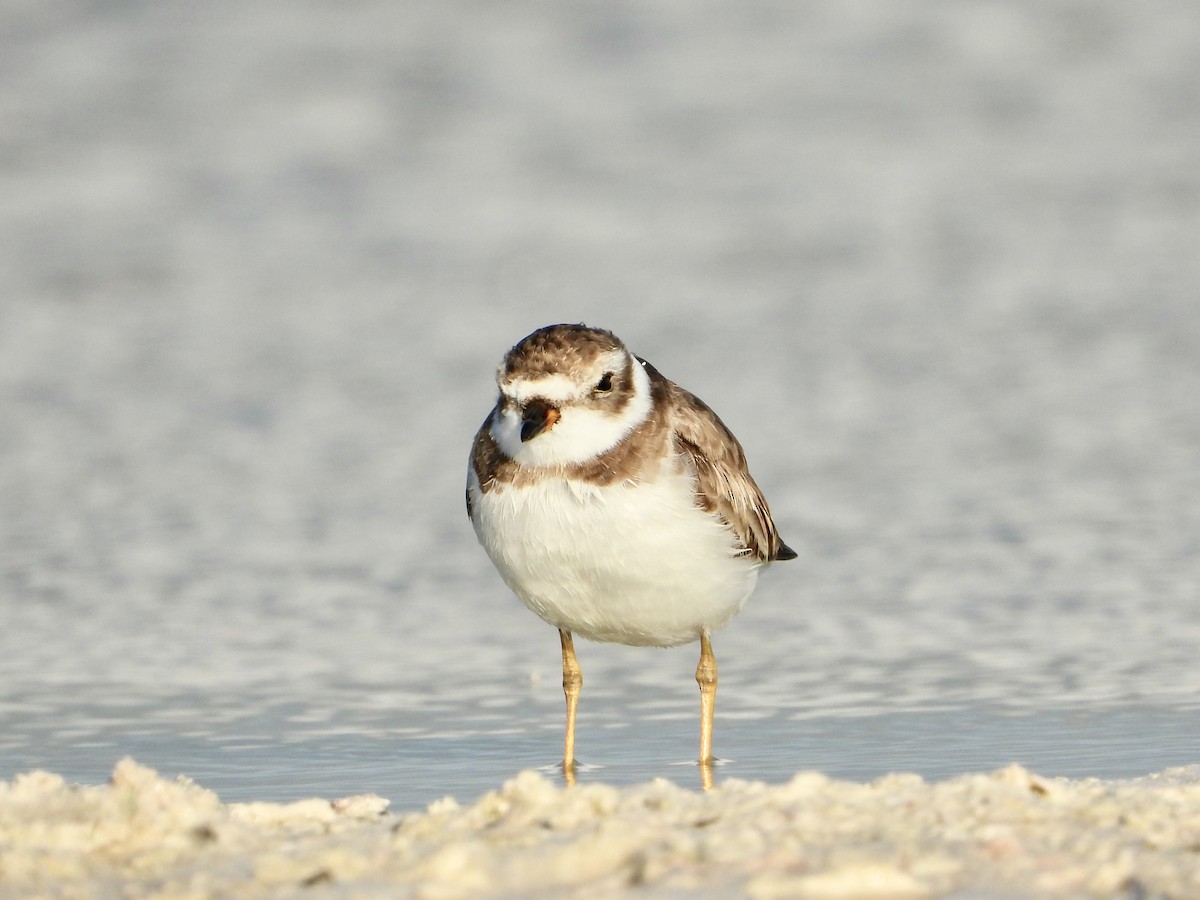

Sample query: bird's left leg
[696,628,717,768]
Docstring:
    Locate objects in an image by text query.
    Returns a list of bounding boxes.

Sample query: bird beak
[520,400,560,442]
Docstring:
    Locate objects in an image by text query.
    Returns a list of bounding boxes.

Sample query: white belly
[470,469,761,647]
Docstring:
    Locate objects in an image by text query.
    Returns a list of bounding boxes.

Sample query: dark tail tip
[773,541,799,562]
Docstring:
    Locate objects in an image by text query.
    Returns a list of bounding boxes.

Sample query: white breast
[468,464,761,647]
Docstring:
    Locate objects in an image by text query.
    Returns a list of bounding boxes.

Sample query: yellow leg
[696,629,717,774]
[559,629,581,784]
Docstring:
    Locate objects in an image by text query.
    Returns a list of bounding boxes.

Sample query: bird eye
[595,372,614,394]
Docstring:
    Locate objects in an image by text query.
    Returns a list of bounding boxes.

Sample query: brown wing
[647,361,796,563]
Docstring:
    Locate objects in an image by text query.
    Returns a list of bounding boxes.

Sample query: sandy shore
[2,759,1197,898]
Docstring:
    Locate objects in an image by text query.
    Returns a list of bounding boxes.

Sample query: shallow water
[2,677,1197,807]
[2,1,1199,811]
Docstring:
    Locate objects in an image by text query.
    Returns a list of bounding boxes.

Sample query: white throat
[492,357,653,468]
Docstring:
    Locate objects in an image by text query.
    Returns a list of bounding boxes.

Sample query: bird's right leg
[559,629,582,784]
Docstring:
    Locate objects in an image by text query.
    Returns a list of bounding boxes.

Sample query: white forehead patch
[502,373,581,405]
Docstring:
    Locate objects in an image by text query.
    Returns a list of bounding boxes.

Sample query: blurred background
[1,0,1198,806]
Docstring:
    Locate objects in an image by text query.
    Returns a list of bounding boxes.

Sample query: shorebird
[467,324,795,783]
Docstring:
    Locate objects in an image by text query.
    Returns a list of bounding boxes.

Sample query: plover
[466,324,795,781]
